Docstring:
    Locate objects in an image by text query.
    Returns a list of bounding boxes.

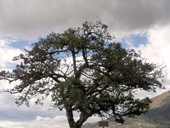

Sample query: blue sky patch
[121,32,148,48]
[0,36,31,49]
[9,40,30,49]
[9,39,30,49]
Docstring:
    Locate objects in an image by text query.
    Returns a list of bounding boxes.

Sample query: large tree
[0,21,163,128]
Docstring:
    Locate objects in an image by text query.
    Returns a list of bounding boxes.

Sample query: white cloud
[0,39,21,69]
[139,24,170,81]
[120,24,170,98]
[131,24,170,96]
[0,116,69,128]
[0,115,101,128]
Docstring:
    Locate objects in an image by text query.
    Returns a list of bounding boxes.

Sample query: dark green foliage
[0,21,163,128]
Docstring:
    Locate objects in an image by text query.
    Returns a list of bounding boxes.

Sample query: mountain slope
[83,91,170,128]
[144,91,170,127]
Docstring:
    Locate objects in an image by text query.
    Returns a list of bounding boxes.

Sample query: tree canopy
[0,21,163,128]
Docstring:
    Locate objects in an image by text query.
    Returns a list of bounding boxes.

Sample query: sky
[0,0,170,127]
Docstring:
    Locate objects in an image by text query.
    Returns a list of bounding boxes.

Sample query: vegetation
[0,21,163,128]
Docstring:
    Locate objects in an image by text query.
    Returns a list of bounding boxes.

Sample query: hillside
[83,91,170,128]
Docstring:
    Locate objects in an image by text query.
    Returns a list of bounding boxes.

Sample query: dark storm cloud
[0,0,170,38]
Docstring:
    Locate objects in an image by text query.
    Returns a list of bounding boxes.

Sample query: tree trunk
[76,112,88,127]
[66,106,76,128]
[66,106,89,128]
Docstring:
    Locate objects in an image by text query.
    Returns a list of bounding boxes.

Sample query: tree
[0,21,163,128]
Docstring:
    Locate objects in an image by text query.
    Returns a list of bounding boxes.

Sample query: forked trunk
[66,106,89,128]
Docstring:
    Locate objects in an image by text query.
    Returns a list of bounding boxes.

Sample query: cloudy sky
[0,0,170,127]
